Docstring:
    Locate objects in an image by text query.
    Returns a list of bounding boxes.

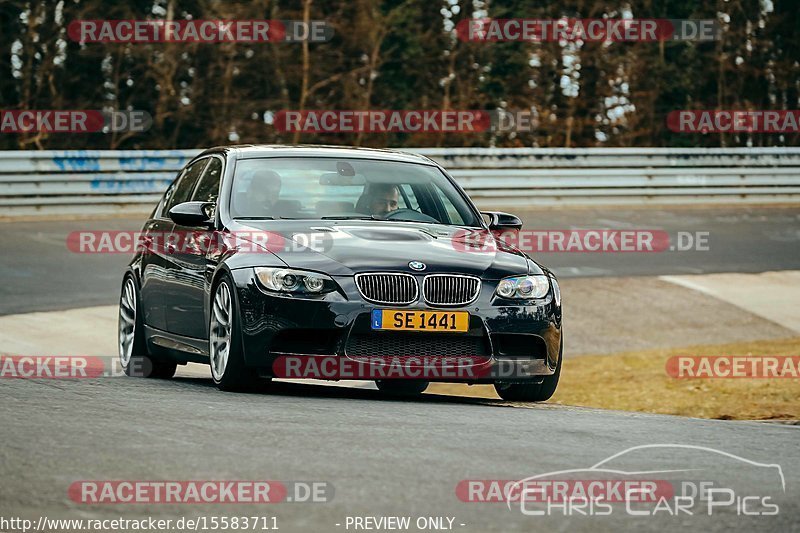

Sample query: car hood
[229,220,537,279]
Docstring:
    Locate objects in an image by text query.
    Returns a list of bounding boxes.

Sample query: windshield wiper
[381,218,443,225]
[234,216,301,220]
[320,215,378,220]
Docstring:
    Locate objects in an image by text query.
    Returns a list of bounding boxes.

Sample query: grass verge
[427,337,800,420]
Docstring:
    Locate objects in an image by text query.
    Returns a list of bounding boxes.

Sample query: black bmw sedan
[119,145,562,401]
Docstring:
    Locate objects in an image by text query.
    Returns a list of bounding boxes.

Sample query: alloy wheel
[118,277,137,367]
[210,281,233,381]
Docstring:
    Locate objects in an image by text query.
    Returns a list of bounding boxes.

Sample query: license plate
[371,310,469,332]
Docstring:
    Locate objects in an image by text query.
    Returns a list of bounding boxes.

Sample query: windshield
[230,157,481,226]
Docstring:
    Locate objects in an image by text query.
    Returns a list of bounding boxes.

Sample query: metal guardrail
[416,147,800,207]
[0,147,799,216]
[0,150,200,216]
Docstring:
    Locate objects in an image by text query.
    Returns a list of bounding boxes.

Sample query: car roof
[197,144,437,165]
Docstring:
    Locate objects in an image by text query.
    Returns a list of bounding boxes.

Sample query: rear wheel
[118,275,177,379]
[210,276,257,391]
[375,379,429,396]
[494,340,562,402]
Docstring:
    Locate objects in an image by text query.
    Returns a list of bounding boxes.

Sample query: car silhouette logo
[409,261,426,271]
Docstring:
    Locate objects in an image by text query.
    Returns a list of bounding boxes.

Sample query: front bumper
[230,269,562,383]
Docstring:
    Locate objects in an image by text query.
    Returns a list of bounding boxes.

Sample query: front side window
[192,157,223,203]
[230,157,480,227]
[164,158,209,212]
[400,184,420,211]
[433,186,467,226]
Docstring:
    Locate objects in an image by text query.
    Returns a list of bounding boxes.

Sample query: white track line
[660,270,800,335]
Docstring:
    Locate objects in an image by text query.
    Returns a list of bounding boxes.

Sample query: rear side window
[192,157,223,203]
[164,158,208,212]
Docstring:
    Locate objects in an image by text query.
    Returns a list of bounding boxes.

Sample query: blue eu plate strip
[371,309,383,329]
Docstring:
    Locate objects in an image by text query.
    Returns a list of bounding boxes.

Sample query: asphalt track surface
[1,205,799,315]
[2,376,798,532]
[1,205,799,531]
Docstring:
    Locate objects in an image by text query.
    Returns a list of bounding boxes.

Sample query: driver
[365,183,400,217]
[245,170,282,215]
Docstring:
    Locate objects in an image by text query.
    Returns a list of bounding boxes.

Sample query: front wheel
[494,341,562,402]
[209,276,257,391]
[375,379,429,396]
[118,275,177,379]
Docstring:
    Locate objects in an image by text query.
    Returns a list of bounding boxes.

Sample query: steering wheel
[384,208,439,223]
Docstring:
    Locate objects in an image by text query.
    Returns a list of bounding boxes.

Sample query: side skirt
[144,325,210,364]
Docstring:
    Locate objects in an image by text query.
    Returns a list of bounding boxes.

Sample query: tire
[493,339,562,402]
[375,379,429,396]
[118,275,177,379]
[209,275,257,391]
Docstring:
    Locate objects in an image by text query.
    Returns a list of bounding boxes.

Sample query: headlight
[495,275,550,299]
[254,267,335,294]
[551,276,561,306]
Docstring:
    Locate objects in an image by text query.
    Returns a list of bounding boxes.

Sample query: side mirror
[481,211,523,231]
[169,201,214,228]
